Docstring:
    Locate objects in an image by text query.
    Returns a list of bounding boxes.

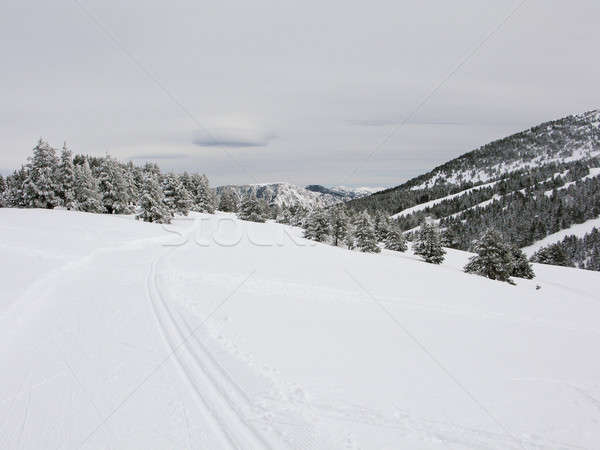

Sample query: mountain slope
[2,208,600,449]
[347,110,600,258]
[215,182,379,209]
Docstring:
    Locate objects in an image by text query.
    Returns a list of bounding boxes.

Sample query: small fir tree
[191,174,216,213]
[218,188,239,212]
[330,208,349,246]
[276,207,293,224]
[73,160,105,213]
[530,243,572,267]
[4,167,28,207]
[384,228,408,252]
[374,211,391,242]
[57,142,76,209]
[304,210,331,242]
[238,193,266,222]
[414,222,446,264]
[510,246,535,279]
[0,175,6,207]
[97,156,132,214]
[137,174,172,224]
[353,211,381,253]
[163,173,192,216]
[464,229,514,283]
[23,139,60,209]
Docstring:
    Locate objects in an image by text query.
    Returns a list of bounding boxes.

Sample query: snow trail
[147,251,276,449]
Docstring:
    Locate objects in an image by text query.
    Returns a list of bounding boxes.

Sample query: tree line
[0,139,217,223]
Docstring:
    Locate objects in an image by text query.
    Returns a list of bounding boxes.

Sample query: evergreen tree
[23,139,59,209]
[123,162,140,204]
[97,156,132,214]
[344,231,356,250]
[414,222,446,264]
[218,188,239,212]
[163,173,192,216]
[57,142,76,209]
[4,167,28,207]
[353,211,381,253]
[510,246,535,279]
[238,193,266,222]
[137,173,172,224]
[330,208,349,246]
[384,228,408,252]
[464,229,514,282]
[289,205,308,227]
[191,174,216,213]
[73,160,105,213]
[304,210,331,242]
[530,243,572,267]
[374,211,391,242]
[0,175,6,207]
[276,207,293,224]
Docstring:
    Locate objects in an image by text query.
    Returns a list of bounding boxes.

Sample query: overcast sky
[2,0,599,187]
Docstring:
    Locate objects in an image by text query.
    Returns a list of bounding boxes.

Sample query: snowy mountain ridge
[215,182,380,209]
[345,109,600,261]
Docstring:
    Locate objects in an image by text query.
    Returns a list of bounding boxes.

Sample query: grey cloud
[192,129,275,148]
[192,137,270,148]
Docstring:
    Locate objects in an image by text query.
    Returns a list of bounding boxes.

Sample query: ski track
[147,250,276,450]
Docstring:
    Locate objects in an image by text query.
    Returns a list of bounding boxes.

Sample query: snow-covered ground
[1,209,600,449]
[522,216,600,257]
[391,180,501,219]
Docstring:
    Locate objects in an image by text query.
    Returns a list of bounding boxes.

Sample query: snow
[522,216,600,257]
[544,167,600,197]
[216,182,341,209]
[2,208,600,449]
[330,185,384,196]
[391,180,501,219]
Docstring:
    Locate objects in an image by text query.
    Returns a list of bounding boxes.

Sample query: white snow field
[1,209,600,449]
[522,217,600,257]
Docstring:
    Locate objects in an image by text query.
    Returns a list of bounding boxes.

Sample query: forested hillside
[345,110,600,269]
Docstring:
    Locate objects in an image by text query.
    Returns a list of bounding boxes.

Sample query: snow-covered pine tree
[191,174,216,213]
[289,205,308,227]
[384,227,408,252]
[180,171,193,193]
[97,156,132,214]
[163,173,192,216]
[374,211,391,242]
[414,222,446,263]
[137,173,172,224]
[218,188,239,212]
[463,229,514,283]
[258,197,273,219]
[0,175,5,206]
[510,246,535,279]
[353,211,381,253]
[330,208,349,246]
[276,207,293,224]
[73,160,105,213]
[3,167,28,207]
[238,193,266,222]
[530,243,571,267]
[123,161,140,205]
[344,231,356,250]
[304,210,331,242]
[57,142,76,209]
[23,139,60,209]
